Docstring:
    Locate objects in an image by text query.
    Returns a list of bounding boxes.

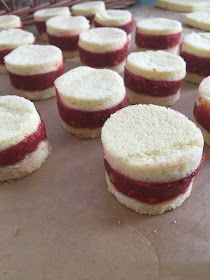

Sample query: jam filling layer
[0,121,47,167]
[135,31,181,49]
[124,67,183,97]
[94,20,134,35]
[181,51,210,77]
[8,62,64,91]
[0,49,12,65]
[35,21,46,34]
[56,93,127,129]
[194,102,210,132]
[79,41,128,68]
[105,157,203,204]
[47,33,79,51]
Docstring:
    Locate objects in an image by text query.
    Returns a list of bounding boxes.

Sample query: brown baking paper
[0,6,209,280]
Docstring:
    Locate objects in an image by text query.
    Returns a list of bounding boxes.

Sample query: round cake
[135,17,182,53]
[156,0,210,13]
[124,50,186,106]
[4,44,64,101]
[55,66,127,138]
[184,11,210,32]
[101,104,204,215]
[71,1,105,22]
[79,27,128,72]
[34,7,70,40]
[46,15,90,58]
[0,95,50,182]
[94,9,134,38]
[0,15,21,31]
[181,32,210,84]
[194,76,210,145]
[0,28,35,74]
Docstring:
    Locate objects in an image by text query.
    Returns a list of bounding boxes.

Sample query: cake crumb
[173,220,177,224]
[14,226,19,236]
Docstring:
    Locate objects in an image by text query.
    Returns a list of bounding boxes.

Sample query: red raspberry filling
[135,31,181,49]
[124,67,183,97]
[79,40,128,68]
[0,49,12,65]
[0,121,47,167]
[181,51,210,77]
[56,93,127,129]
[194,102,210,132]
[35,21,46,34]
[94,20,134,35]
[105,157,204,204]
[8,61,64,91]
[47,33,79,51]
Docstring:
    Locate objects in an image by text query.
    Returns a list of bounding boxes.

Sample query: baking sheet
[0,6,210,280]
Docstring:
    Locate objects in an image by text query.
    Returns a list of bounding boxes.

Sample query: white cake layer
[12,86,56,101]
[182,32,210,57]
[101,104,204,183]
[127,88,180,106]
[198,76,210,103]
[63,50,79,59]
[0,95,40,150]
[194,120,210,146]
[0,29,35,51]
[126,50,186,81]
[184,12,210,32]
[136,17,182,35]
[0,140,49,182]
[79,27,127,52]
[94,9,132,26]
[0,15,21,30]
[71,1,105,17]
[61,120,101,139]
[106,174,193,215]
[109,60,126,73]
[34,7,70,21]
[47,15,90,36]
[55,66,125,111]
[185,73,204,84]
[4,44,63,75]
[136,44,180,54]
[156,0,210,12]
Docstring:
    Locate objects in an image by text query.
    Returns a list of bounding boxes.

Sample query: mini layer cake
[0,15,21,31]
[181,32,210,84]
[4,44,63,101]
[156,0,210,12]
[55,66,127,139]
[34,7,70,40]
[194,76,210,145]
[46,15,90,58]
[135,18,182,53]
[101,104,204,215]
[71,1,105,22]
[0,29,35,74]
[0,95,50,182]
[94,10,134,39]
[124,50,186,106]
[184,12,210,32]
[79,27,128,72]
